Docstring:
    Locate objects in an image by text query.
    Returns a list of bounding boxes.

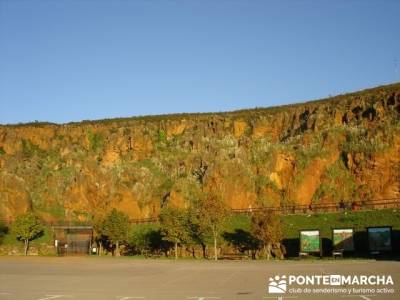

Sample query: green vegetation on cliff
[0,83,399,223]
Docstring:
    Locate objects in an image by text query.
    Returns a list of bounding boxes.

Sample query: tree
[186,206,209,259]
[172,175,208,258]
[101,209,130,256]
[250,209,282,260]
[11,212,43,256]
[92,214,107,256]
[195,192,229,261]
[128,223,167,257]
[0,220,8,245]
[159,206,189,260]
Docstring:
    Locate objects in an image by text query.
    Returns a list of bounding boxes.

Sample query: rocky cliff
[1,83,399,222]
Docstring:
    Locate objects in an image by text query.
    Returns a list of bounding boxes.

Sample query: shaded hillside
[1,83,400,222]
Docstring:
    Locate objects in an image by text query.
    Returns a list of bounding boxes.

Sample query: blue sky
[0,0,399,124]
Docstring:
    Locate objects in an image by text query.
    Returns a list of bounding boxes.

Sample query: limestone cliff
[1,83,399,222]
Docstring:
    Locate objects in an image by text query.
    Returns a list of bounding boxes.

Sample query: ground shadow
[222,229,259,254]
[0,222,8,245]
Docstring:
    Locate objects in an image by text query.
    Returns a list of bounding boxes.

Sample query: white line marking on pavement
[37,295,72,300]
[119,297,145,300]
[187,297,220,300]
[263,297,298,300]
[359,296,375,300]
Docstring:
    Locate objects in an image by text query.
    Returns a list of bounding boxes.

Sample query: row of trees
[93,193,230,260]
[95,199,283,260]
[2,201,282,259]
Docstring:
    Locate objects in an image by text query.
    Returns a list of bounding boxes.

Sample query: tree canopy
[250,209,282,259]
[101,208,130,256]
[11,212,43,255]
[194,191,229,260]
[159,206,189,259]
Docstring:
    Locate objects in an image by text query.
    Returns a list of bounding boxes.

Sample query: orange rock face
[0,83,399,222]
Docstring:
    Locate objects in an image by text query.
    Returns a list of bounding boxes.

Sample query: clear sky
[0,0,399,124]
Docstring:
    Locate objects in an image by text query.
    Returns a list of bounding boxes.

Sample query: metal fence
[230,197,400,215]
[129,198,400,224]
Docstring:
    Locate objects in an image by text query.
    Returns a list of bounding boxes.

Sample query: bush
[20,139,46,158]
[158,130,167,142]
[0,221,8,244]
[340,128,388,156]
[87,131,104,152]
[312,160,359,203]
[128,223,167,256]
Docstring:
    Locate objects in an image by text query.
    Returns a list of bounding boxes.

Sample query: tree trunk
[201,243,207,259]
[250,249,256,260]
[213,233,218,261]
[99,241,103,256]
[24,239,29,256]
[174,240,178,260]
[266,243,271,261]
[115,241,120,257]
[277,242,285,259]
[191,247,196,258]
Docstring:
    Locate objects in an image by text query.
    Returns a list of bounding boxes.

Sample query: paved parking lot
[0,257,399,300]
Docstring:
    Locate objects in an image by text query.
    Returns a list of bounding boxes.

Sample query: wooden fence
[1,198,399,226]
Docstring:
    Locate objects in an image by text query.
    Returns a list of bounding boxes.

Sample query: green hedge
[1,225,53,246]
[282,209,400,256]
[282,209,400,238]
[225,209,400,257]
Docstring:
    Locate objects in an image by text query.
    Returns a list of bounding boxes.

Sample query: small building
[52,226,93,256]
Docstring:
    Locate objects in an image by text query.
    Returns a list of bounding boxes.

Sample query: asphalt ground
[0,257,399,300]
